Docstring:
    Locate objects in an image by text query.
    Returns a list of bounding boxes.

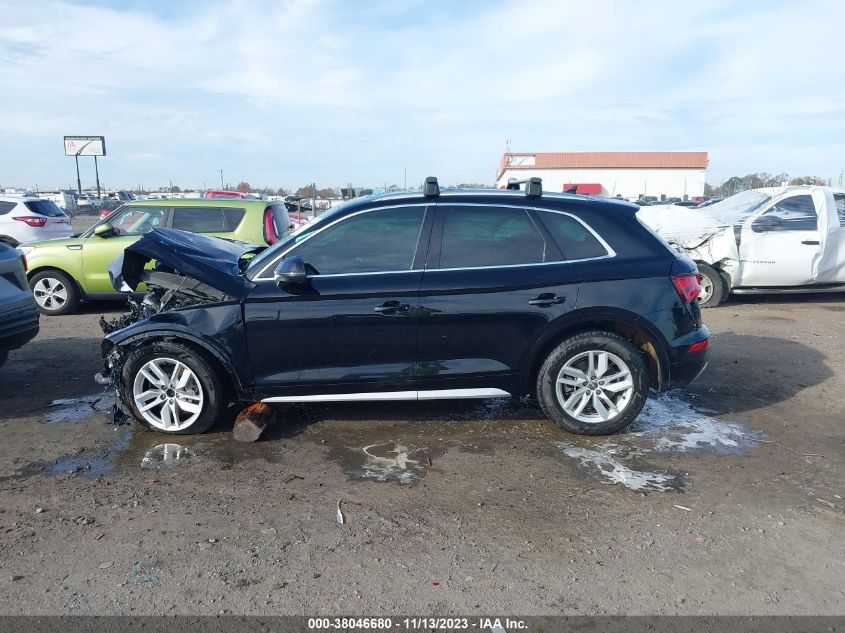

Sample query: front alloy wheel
[29,270,80,315]
[119,342,224,434]
[132,358,205,431]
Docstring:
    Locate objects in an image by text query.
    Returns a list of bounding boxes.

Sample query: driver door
[244,204,432,400]
[80,205,169,294]
[738,194,821,287]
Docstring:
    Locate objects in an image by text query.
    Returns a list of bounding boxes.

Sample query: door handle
[801,240,820,245]
[529,294,566,307]
[374,301,410,314]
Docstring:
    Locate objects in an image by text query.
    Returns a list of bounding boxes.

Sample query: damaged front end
[97,228,263,422]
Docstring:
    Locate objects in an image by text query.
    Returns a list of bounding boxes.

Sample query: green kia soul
[19,199,291,315]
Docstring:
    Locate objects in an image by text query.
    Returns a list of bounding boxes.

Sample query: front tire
[119,342,224,434]
[29,270,80,315]
[536,331,648,435]
[696,263,727,308]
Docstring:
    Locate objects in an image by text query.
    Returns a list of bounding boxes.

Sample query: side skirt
[261,388,510,403]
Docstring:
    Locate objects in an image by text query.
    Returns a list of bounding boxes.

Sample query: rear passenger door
[416,204,584,395]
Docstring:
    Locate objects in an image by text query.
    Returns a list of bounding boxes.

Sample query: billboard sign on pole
[64,136,106,156]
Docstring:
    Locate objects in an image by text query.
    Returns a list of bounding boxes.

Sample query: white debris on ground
[557,442,681,492]
[557,394,762,492]
[359,441,423,484]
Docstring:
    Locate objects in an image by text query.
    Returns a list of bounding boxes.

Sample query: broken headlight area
[95,346,132,426]
[99,270,229,335]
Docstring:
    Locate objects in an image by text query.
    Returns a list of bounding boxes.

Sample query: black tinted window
[0,201,16,215]
[834,194,845,227]
[171,207,244,233]
[753,195,817,231]
[538,211,607,260]
[438,206,548,268]
[287,206,425,274]
[24,200,65,217]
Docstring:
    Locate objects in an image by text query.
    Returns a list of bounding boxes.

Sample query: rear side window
[171,207,245,233]
[0,201,16,215]
[24,200,65,217]
[753,195,817,231]
[438,206,549,268]
[537,211,608,260]
[834,194,845,227]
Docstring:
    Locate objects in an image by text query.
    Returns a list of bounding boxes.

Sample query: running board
[732,284,845,295]
[261,388,510,403]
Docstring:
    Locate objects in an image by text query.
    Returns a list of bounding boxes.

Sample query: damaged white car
[638,186,845,307]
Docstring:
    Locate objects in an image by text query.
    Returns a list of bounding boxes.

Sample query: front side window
[284,206,426,275]
[537,211,608,260]
[437,206,549,268]
[752,195,817,232]
[107,206,167,236]
[170,207,245,233]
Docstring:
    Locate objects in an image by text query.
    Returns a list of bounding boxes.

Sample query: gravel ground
[0,252,843,614]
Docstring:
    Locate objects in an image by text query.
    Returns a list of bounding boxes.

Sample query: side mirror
[273,256,308,286]
[94,223,116,238]
[752,215,783,233]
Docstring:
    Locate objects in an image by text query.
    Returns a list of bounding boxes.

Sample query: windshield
[699,190,771,226]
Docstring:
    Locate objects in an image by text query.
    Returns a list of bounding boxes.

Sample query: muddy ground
[0,286,843,614]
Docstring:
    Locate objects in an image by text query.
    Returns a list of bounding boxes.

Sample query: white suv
[0,196,74,247]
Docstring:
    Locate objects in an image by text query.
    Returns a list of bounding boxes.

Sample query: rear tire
[536,331,649,435]
[119,341,224,434]
[29,270,80,315]
[696,263,726,308]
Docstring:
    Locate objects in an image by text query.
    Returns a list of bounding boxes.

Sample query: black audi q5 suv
[102,177,710,436]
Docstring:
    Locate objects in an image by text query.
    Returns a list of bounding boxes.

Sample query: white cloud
[0,0,843,190]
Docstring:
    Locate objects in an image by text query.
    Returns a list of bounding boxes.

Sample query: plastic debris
[336,499,345,525]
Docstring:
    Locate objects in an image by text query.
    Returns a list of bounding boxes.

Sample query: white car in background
[638,186,845,307]
[0,196,74,247]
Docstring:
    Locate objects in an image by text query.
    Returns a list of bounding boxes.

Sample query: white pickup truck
[638,186,845,307]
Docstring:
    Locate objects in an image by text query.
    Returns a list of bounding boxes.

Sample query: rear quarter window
[834,194,845,227]
[170,207,245,233]
[24,200,65,217]
[0,201,17,215]
[537,210,609,260]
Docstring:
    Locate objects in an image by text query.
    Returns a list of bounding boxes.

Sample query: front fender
[103,304,252,397]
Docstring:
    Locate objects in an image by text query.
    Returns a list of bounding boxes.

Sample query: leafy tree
[236,181,251,193]
[789,176,826,186]
[296,184,316,198]
[168,184,181,193]
[275,187,289,197]
[317,187,337,198]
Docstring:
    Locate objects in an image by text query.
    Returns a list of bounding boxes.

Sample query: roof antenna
[423,176,440,197]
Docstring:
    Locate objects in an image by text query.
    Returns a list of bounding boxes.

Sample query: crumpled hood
[108,228,263,299]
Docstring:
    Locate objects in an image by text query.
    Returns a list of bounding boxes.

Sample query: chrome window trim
[252,202,615,282]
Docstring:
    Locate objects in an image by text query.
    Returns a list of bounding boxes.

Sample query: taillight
[263,207,280,245]
[13,216,48,228]
[672,273,702,303]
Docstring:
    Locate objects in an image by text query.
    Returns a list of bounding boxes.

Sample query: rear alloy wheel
[120,342,223,434]
[29,270,80,315]
[537,331,649,435]
[695,263,726,308]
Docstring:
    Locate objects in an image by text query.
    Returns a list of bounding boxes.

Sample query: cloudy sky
[1,0,843,191]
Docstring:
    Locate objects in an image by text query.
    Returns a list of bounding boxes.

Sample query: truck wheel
[29,270,80,315]
[119,342,223,434]
[696,263,726,308]
[536,331,649,435]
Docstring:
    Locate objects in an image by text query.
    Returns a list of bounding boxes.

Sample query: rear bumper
[0,302,39,352]
[666,325,710,389]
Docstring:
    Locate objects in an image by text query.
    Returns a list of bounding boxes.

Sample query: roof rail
[423,176,440,197]
[505,177,543,197]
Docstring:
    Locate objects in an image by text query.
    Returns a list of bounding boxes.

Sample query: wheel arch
[27,265,87,297]
[0,235,20,247]
[520,308,670,397]
[107,329,248,401]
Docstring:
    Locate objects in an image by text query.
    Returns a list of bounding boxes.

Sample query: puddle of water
[45,392,115,424]
[557,442,683,492]
[357,441,425,484]
[555,393,763,492]
[140,443,201,469]
[631,395,763,454]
